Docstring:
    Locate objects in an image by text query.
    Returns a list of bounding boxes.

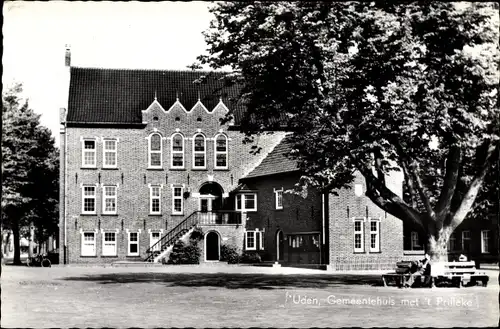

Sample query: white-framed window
[81,231,96,256]
[128,231,140,256]
[192,134,206,169]
[149,185,162,215]
[103,139,117,168]
[245,231,256,250]
[369,219,380,252]
[410,231,423,250]
[235,193,257,212]
[102,231,117,256]
[82,185,97,214]
[214,134,228,169]
[150,231,161,252]
[448,233,456,251]
[354,219,364,252]
[462,230,471,251]
[148,133,163,168]
[259,231,264,250]
[274,188,283,210]
[102,185,117,214]
[481,230,490,253]
[171,133,184,168]
[172,186,184,215]
[82,138,97,168]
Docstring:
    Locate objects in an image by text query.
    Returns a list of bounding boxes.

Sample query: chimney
[65,44,71,67]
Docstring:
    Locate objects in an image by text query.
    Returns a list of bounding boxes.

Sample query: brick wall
[60,99,286,264]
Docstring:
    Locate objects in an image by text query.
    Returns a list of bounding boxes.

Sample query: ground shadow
[60,272,384,289]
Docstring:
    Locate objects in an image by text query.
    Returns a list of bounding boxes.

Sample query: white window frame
[149,185,162,215]
[192,133,207,169]
[149,230,163,252]
[235,193,257,212]
[410,231,422,250]
[81,138,97,168]
[148,133,163,169]
[462,230,471,251]
[101,230,118,256]
[245,231,256,251]
[354,218,364,253]
[172,185,184,215]
[369,219,380,252]
[102,185,117,214]
[102,138,118,168]
[259,231,264,250]
[274,188,283,210]
[80,230,97,256]
[481,230,490,253]
[448,233,456,251]
[214,133,228,169]
[82,184,97,214]
[170,133,185,169]
[127,230,141,256]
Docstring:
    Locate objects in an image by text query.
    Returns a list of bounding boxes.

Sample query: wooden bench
[431,261,489,287]
[382,261,432,288]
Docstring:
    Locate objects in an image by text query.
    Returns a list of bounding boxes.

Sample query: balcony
[197,210,245,225]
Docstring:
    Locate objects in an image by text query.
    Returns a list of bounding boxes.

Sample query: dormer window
[148,133,162,168]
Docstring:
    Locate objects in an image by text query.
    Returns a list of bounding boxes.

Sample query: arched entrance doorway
[198,182,224,212]
[276,230,284,261]
[205,231,220,261]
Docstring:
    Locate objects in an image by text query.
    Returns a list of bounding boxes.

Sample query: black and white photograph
[2,1,499,328]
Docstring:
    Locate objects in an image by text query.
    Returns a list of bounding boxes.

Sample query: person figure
[405,254,431,288]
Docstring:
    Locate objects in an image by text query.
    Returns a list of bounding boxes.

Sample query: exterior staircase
[152,226,195,263]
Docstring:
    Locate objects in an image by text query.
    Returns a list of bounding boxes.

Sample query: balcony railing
[198,210,244,225]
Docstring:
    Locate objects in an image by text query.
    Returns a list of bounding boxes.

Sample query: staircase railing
[144,211,199,262]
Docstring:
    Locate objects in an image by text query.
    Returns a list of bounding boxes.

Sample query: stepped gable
[66,67,244,124]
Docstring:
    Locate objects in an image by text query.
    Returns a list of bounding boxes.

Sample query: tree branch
[401,160,418,208]
[408,161,436,220]
[435,145,461,218]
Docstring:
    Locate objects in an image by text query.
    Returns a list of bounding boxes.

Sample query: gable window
[235,193,257,212]
[172,186,184,215]
[369,219,380,252]
[149,185,162,215]
[128,231,140,256]
[171,134,184,168]
[82,139,97,168]
[461,230,471,251]
[102,231,117,256]
[82,185,97,214]
[193,134,206,169]
[214,134,228,169]
[354,219,364,253]
[448,233,456,251]
[149,133,162,168]
[481,230,490,253]
[81,231,96,256]
[274,188,283,210]
[103,139,117,168]
[410,231,422,250]
[102,185,117,214]
[150,231,161,252]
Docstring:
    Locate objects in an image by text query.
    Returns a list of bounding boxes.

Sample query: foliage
[166,229,203,265]
[220,244,240,264]
[240,251,261,264]
[189,226,204,244]
[2,83,59,264]
[199,3,500,259]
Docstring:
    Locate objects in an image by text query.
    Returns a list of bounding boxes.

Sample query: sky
[3,1,216,146]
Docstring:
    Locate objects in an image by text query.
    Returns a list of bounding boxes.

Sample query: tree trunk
[12,222,22,265]
[425,226,453,262]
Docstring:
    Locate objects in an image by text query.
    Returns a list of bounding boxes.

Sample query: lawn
[1,265,498,328]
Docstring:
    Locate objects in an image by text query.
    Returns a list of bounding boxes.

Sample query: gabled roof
[241,136,299,180]
[66,67,244,125]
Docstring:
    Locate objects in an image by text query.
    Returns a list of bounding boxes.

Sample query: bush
[240,251,261,264]
[167,240,201,264]
[189,227,204,244]
[220,244,240,264]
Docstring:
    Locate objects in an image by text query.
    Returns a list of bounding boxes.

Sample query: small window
[462,230,471,252]
[153,116,159,122]
[171,134,184,168]
[448,233,456,251]
[150,185,161,214]
[192,134,206,169]
[175,117,180,122]
[245,231,256,250]
[81,232,96,256]
[369,220,380,252]
[102,232,117,256]
[82,185,96,214]
[410,231,423,251]
[128,232,139,256]
[82,139,97,168]
[102,185,117,214]
[354,219,364,253]
[150,232,161,252]
[103,139,117,168]
[481,230,490,253]
[172,186,184,215]
[235,193,257,212]
[214,134,228,169]
[149,133,162,168]
[197,117,202,122]
[274,188,283,210]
